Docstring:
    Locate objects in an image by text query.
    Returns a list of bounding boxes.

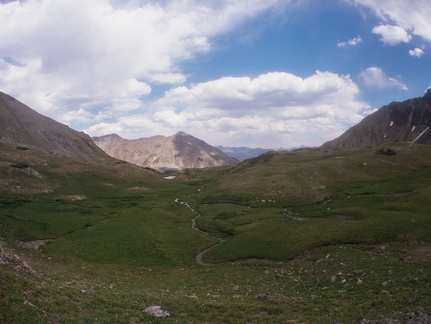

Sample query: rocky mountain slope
[322,89,431,149]
[0,92,161,193]
[0,91,109,163]
[92,132,239,172]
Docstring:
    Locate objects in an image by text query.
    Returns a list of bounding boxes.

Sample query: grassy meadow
[1,142,431,323]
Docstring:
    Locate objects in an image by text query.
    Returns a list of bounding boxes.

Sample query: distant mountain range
[216,146,308,161]
[3,89,431,174]
[92,132,239,172]
[322,89,431,149]
[217,146,279,161]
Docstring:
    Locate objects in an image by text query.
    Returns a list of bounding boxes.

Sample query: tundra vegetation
[1,142,431,323]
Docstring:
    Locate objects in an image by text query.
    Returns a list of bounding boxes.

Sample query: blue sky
[0,0,430,148]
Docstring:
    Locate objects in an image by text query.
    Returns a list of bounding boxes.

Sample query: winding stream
[175,199,316,266]
[175,198,226,266]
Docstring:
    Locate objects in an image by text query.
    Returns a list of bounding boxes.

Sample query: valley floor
[1,143,431,323]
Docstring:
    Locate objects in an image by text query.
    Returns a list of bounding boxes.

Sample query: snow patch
[164,176,176,180]
[412,126,416,132]
[390,121,394,126]
[410,127,429,144]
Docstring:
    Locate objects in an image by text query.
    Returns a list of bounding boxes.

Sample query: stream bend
[175,198,226,266]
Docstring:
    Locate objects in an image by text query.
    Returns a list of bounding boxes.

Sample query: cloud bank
[0,0,285,114]
[1,0,427,148]
[86,71,369,148]
[0,0,370,148]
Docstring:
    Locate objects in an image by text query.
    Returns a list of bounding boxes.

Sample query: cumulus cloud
[359,66,407,90]
[409,47,424,58]
[338,35,362,47]
[0,0,285,118]
[371,24,411,45]
[159,71,362,111]
[86,71,369,148]
[350,0,431,43]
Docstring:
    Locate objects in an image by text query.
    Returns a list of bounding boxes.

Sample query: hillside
[322,89,431,149]
[0,92,109,163]
[0,92,162,194]
[93,132,239,172]
[184,142,431,206]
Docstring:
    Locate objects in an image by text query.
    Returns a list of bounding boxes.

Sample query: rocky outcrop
[143,306,170,317]
[322,90,431,150]
[92,132,239,172]
[0,91,109,163]
[0,238,42,278]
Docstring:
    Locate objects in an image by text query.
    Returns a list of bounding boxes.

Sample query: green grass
[2,242,430,323]
[1,142,431,322]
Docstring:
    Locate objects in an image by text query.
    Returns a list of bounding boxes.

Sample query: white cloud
[409,47,424,58]
[149,73,187,85]
[338,35,362,47]
[349,0,431,43]
[159,71,363,111]
[0,0,285,119]
[84,122,124,137]
[154,109,189,128]
[372,24,411,45]
[85,71,369,148]
[359,66,408,90]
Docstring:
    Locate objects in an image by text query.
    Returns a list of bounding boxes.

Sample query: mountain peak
[92,133,238,172]
[423,88,431,103]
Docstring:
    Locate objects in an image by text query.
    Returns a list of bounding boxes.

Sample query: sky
[1,0,430,148]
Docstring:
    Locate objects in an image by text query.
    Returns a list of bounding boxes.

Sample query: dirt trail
[175,198,226,266]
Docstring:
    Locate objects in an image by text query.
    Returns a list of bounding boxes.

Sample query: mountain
[92,132,239,172]
[0,91,109,163]
[322,89,431,149]
[218,145,308,161]
[0,91,161,194]
[217,146,278,161]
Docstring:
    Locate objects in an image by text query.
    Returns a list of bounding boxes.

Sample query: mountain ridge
[0,91,109,163]
[92,132,239,172]
[322,89,431,149]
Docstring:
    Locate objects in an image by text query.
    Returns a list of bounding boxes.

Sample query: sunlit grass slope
[180,142,431,263]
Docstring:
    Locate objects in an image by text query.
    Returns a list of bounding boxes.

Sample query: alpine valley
[1,91,431,323]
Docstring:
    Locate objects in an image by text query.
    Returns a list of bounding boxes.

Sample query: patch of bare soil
[17,239,54,251]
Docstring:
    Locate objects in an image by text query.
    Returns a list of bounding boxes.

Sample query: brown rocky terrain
[92,132,239,172]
